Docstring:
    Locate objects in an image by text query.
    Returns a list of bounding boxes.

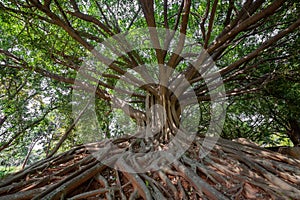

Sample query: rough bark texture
[1,136,299,200]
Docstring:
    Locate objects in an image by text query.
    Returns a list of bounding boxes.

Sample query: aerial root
[116,156,152,200]
[69,187,118,200]
[157,170,179,197]
[0,136,300,199]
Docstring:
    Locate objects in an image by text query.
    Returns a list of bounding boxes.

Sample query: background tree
[222,38,300,146]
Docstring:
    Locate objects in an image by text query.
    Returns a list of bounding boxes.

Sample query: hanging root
[0,136,299,199]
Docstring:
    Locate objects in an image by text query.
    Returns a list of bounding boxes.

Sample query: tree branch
[204,0,218,49]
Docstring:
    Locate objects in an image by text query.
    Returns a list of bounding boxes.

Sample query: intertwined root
[0,137,300,200]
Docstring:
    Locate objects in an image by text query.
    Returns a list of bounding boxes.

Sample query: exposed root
[0,136,300,199]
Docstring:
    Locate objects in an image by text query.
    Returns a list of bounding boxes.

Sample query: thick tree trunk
[144,89,181,142]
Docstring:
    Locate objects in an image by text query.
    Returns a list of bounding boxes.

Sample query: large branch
[200,0,210,41]
[171,0,284,93]
[182,1,297,91]
[67,10,114,37]
[216,17,300,78]
[203,0,218,49]
[162,0,184,61]
[167,0,191,69]
[1,49,148,125]
[139,0,164,65]
[207,0,285,54]
[3,1,158,98]
[180,15,299,103]
[0,49,110,100]
[28,0,94,51]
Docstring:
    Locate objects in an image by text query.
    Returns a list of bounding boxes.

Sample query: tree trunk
[144,88,181,143]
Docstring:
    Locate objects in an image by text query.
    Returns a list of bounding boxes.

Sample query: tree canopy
[0,0,300,199]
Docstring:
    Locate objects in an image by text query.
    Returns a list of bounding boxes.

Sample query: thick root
[0,136,299,199]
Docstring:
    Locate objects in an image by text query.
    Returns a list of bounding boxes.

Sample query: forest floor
[0,136,299,200]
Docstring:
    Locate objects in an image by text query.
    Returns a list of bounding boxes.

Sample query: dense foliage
[0,0,299,175]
